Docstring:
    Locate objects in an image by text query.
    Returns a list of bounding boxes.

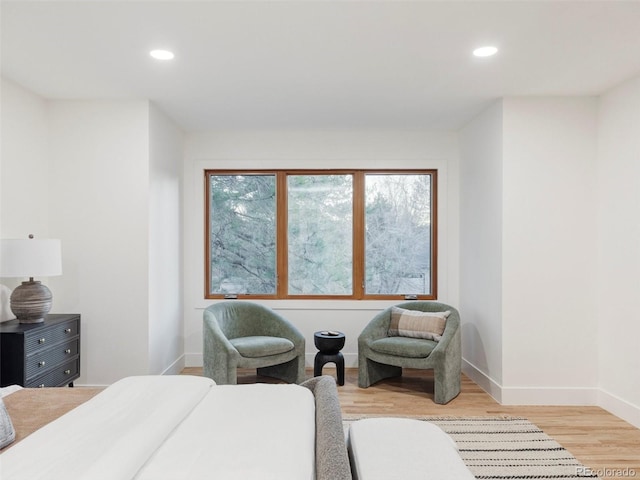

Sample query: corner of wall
[462,358,502,403]
[598,389,640,429]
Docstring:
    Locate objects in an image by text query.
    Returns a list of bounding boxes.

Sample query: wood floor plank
[181,366,640,480]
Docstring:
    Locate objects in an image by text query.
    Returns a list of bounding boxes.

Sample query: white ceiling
[2,1,640,131]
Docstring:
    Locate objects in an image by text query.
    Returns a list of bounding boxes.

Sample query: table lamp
[0,235,62,323]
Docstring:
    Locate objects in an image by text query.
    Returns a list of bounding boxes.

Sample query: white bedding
[0,376,316,480]
[135,384,316,480]
[0,376,214,480]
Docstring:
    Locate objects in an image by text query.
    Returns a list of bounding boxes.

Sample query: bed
[0,375,352,480]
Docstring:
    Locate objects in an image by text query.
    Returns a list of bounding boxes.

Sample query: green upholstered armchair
[358,301,461,404]
[203,301,306,385]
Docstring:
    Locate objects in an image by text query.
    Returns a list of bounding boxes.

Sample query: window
[288,174,353,295]
[205,170,437,300]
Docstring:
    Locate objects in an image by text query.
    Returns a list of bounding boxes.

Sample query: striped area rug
[343,416,600,479]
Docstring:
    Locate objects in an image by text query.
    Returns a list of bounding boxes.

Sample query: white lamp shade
[0,238,62,277]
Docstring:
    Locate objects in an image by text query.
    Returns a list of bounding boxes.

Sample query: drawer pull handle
[38,361,46,367]
[65,349,71,354]
[64,328,72,334]
[64,369,71,375]
[38,338,46,344]
[38,384,45,388]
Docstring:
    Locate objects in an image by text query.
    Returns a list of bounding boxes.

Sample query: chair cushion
[369,336,437,358]
[230,336,295,358]
[388,307,450,341]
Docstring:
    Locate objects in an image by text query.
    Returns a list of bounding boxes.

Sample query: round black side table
[313,331,346,386]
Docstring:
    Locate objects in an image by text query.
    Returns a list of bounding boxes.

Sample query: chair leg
[433,368,460,404]
[210,364,238,385]
[433,354,461,404]
[203,355,238,385]
[433,328,462,404]
[358,357,402,388]
[258,355,306,384]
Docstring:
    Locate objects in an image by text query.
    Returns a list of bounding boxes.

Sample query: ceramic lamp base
[10,280,52,323]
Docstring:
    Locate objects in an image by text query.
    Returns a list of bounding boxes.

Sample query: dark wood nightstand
[0,314,81,387]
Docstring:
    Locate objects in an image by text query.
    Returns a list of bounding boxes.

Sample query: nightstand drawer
[1,314,81,387]
[25,339,80,380]
[24,319,79,354]
[26,358,80,388]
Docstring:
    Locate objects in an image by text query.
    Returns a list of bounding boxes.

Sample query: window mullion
[276,173,288,298]
[353,172,365,299]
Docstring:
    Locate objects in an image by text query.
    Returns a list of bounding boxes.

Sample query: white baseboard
[161,355,186,376]
[500,386,599,406]
[462,358,503,403]
[463,358,599,406]
[462,358,640,427]
[184,353,203,367]
[598,389,640,429]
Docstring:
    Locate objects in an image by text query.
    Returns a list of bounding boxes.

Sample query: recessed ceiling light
[473,46,498,57]
[150,49,175,60]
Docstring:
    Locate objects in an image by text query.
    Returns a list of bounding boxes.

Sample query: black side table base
[314,352,345,386]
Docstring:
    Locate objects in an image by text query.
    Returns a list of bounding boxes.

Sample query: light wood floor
[182,367,639,480]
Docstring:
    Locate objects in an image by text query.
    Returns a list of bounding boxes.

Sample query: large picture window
[205,170,437,300]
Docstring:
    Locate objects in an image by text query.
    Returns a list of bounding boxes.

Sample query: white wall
[596,76,640,427]
[459,97,600,406]
[0,78,51,319]
[1,85,186,384]
[0,79,50,249]
[501,97,599,404]
[47,100,151,385]
[459,100,504,400]
[148,103,185,375]
[183,130,460,367]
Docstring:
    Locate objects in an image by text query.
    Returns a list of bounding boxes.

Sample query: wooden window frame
[205,169,437,300]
